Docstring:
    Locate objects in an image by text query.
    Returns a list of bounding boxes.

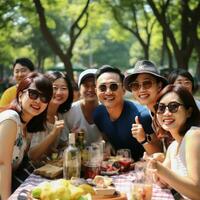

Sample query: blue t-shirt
[93,100,153,161]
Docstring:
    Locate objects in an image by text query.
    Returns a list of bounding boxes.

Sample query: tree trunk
[33,0,90,82]
[147,0,199,70]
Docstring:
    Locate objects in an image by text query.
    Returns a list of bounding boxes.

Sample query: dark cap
[124,60,168,91]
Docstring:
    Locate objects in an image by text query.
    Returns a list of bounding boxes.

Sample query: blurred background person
[28,71,73,161]
[168,68,200,109]
[0,72,53,199]
[0,58,35,107]
[72,81,80,102]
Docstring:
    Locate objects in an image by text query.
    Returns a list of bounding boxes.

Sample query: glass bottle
[77,131,86,176]
[76,131,85,151]
[63,133,81,179]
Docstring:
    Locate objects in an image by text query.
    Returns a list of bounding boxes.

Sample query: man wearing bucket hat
[124,60,172,152]
[65,69,102,145]
[93,65,160,162]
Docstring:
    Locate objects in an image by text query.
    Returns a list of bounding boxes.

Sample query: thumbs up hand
[52,115,65,135]
[131,116,146,143]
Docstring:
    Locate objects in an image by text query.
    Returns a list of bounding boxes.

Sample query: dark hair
[45,71,73,113]
[72,82,79,91]
[95,65,125,83]
[155,84,200,136]
[10,72,53,132]
[13,57,35,71]
[168,69,194,91]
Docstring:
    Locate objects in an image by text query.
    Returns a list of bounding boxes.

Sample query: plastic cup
[131,183,152,200]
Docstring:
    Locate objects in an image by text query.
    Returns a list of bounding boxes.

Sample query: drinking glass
[116,149,133,170]
[116,149,132,159]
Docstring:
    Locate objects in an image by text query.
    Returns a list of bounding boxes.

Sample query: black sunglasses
[98,82,121,92]
[26,89,49,103]
[155,101,184,114]
[128,80,153,91]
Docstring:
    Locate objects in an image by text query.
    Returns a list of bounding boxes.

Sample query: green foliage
[0,0,199,74]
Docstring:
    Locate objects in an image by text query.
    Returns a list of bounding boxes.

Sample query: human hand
[131,116,146,142]
[52,115,64,134]
[146,156,168,188]
[143,152,165,163]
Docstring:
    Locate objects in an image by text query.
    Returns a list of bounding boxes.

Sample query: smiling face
[174,75,193,93]
[19,83,48,120]
[80,77,97,102]
[156,92,191,134]
[131,74,162,109]
[51,78,69,106]
[96,72,125,109]
[13,64,31,84]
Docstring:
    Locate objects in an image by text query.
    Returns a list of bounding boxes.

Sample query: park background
[0,0,199,97]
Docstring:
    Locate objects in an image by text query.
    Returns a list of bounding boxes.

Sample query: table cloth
[9,172,174,200]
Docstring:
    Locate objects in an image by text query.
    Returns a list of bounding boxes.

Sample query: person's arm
[28,116,64,161]
[0,120,17,200]
[149,130,200,200]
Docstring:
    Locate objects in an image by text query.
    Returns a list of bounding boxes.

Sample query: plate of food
[22,179,95,200]
[101,156,134,174]
[91,176,127,200]
[21,178,127,200]
[100,170,119,176]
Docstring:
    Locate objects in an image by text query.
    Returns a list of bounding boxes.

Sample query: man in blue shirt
[93,65,160,161]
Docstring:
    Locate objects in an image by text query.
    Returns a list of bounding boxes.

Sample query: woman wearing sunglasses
[147,84,200,199]
[28,71,73,161]
[124,60,170,154]
[0,72,53,200]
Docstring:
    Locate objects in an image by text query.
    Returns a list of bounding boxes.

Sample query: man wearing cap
[0,57,35,107]
[64,69,102,145]
[124,60,171,152]
[93,65,160,162]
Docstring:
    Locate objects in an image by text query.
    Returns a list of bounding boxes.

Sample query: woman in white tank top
[147,85,200,200]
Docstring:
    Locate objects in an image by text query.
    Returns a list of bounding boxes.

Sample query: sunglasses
[26,89,49,103]
[98,82,121,92]
[128,80,153,91]
[155,101,184,114]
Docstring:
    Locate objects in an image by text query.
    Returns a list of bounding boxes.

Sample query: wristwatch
[140,134,152,145]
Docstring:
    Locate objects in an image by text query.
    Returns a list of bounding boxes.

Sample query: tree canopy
[0,0,199,81]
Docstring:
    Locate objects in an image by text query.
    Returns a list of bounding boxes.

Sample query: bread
[34,164,63,179]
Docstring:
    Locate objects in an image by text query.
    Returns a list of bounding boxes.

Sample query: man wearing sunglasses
[0,57,35,107]
[93,65,155,161]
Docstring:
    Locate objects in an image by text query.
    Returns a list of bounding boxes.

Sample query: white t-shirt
[64,100,102,145]
[0,110,27,170]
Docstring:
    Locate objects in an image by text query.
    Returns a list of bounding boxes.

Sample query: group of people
[0,57,200,200]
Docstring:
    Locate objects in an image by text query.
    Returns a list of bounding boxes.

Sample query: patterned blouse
[0,110,27,170]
